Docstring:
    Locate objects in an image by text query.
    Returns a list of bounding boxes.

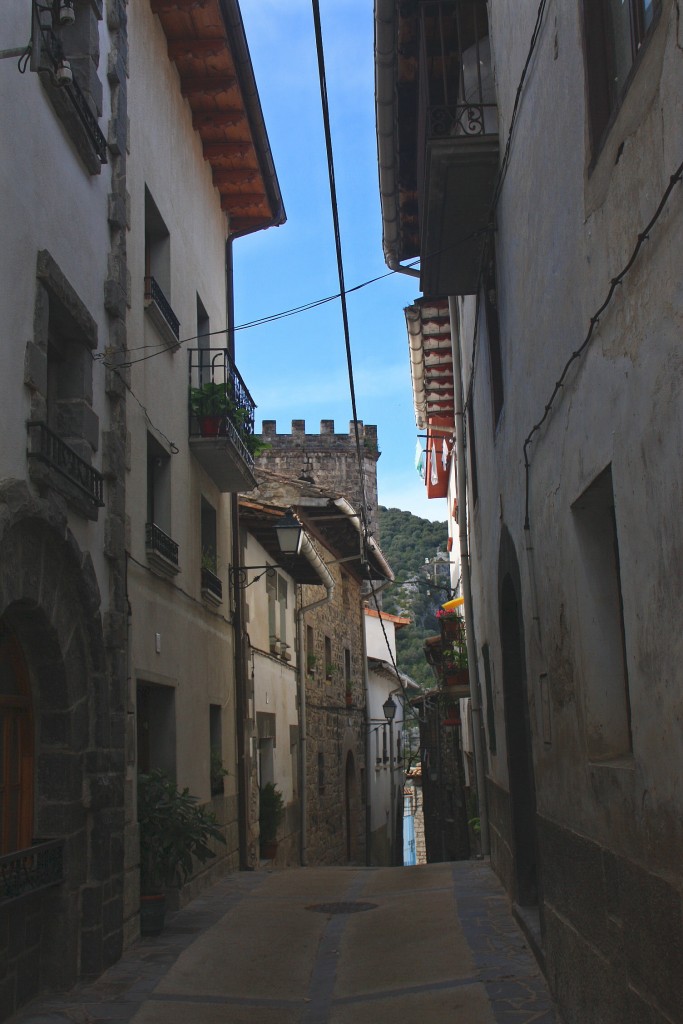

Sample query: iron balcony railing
[144,276,180,340]
[41,28,108,163]
[145,522,179,567]
[201,566,223,601]
[27,421,104,506]
[419,0,498,140]
[0,839,64,904]
[188,348,256,466]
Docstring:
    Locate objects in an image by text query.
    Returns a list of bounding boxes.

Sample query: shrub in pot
[138,769,226,934]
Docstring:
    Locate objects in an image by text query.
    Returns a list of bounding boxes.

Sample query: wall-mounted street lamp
[230,509,304,590]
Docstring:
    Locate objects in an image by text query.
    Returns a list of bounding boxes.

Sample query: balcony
[418,1,499,296]
[188,348,258,492]
[0,839,64,904]
[201,566,223,605]
[146,522,180,578]
[144,276,181,351]
[27,421,104,508]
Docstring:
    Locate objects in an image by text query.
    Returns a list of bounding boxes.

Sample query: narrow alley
[10,862,558,1024]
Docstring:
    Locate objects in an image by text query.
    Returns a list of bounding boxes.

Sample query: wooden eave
[150,0,284,233]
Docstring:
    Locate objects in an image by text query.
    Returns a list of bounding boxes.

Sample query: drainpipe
[296,534,335,867]
[448,295,490,856]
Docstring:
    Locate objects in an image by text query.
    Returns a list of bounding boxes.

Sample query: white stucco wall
[125,0,239,804]
[0,2,114,601]
[460,0,683,870]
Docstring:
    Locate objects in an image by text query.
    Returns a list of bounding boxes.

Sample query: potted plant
[138,769,226,935]
[442,632,468,690]
[307,653,317,676]
[189,381,230,437]
[210,749,229,796]
[259,782,284,860]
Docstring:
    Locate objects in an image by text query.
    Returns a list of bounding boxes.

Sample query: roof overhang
[406,298,455,430]
[151,0,285,235]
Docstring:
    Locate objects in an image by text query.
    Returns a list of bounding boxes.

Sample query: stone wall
[302,560,366,865]
[260,420,381,541]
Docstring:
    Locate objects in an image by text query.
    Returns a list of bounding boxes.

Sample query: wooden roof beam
[167,38,228,60]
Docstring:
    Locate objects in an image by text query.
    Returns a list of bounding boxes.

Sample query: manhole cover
[306,901,378,915]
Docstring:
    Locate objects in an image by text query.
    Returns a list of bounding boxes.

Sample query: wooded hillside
[376,506,451,690]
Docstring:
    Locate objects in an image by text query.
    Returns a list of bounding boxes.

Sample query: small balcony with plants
[417,0,499,295]
[424,610,470,697]
[188,348,261,492]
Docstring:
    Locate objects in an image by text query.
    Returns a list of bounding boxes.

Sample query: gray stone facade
[260,420,381,542]
[303,562,366,865]
[0,483,125,1019]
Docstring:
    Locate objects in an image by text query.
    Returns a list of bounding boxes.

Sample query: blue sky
[232,0,446,523]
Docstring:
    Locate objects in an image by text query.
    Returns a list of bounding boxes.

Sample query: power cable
[311,0,371,548]
[523,157,683,530]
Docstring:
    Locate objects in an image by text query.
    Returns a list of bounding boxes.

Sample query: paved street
[11,861,560,1024]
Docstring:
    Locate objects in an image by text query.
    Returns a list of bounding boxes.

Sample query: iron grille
[145,276,180,340]
[188,347,256,458]
[145,522,179,566]
[201,566,223,601]
[420,1,498,140]
[42,27,108,163]
[0,839,64,904]
[27,421,104,506]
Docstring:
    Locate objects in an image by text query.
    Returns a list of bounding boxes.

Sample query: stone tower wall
[259,420,381,541]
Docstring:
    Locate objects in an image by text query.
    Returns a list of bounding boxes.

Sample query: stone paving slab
[9,861,562,1024]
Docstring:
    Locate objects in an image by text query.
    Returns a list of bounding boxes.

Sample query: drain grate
[306,901,378,915]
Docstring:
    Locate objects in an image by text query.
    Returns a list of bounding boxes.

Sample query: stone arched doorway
[499,527,538,907]
[0,481,124,1011]
[0,624,34,854]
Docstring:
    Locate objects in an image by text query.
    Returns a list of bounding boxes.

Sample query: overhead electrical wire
[310,0,371,547]
[522,157,683,530]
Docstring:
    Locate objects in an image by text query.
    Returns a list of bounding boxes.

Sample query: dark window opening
[483,247,503,427]
[583,0,662,155]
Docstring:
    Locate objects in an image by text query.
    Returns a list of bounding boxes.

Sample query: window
[144,189,179,349]
[483,247,503,428]
[572,466,632,760]
[136,682,176,778]
[197,296,211,385]
[583,0,661,153]
[145,435,177,575]
[324,635,333,681]
[481,643,497,754]
[27,250,103,515]
[146,433,173,533]
[306,625,315,676]
[467,400,479,507]
[0,626,34,855]
[31,0,108,173]
[200,498,222,602]
[267,571,288,656]
[317,752,325,794]
[290,725,299,798]
[209,704,225,796]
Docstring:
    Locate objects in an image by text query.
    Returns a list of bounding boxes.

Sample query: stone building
[260,420,382,541]
[0,0,283,1017]
[374,1,683,1021]
[246,470,393,865]
[0,1,129,1015]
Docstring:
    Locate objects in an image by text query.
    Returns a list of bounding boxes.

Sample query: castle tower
[259,419,381,541]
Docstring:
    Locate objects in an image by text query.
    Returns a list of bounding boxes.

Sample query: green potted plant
[189,381,230,437]
[138,769,226,934]
[259,782,284,860]
[307,653,317,676]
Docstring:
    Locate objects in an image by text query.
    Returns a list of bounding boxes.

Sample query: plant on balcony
[307,654,317,676]
[442,624,469,689]
[138,769,225,933]
[210,749,229,796]
[201,547,217,573]
[190,382,236,437]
